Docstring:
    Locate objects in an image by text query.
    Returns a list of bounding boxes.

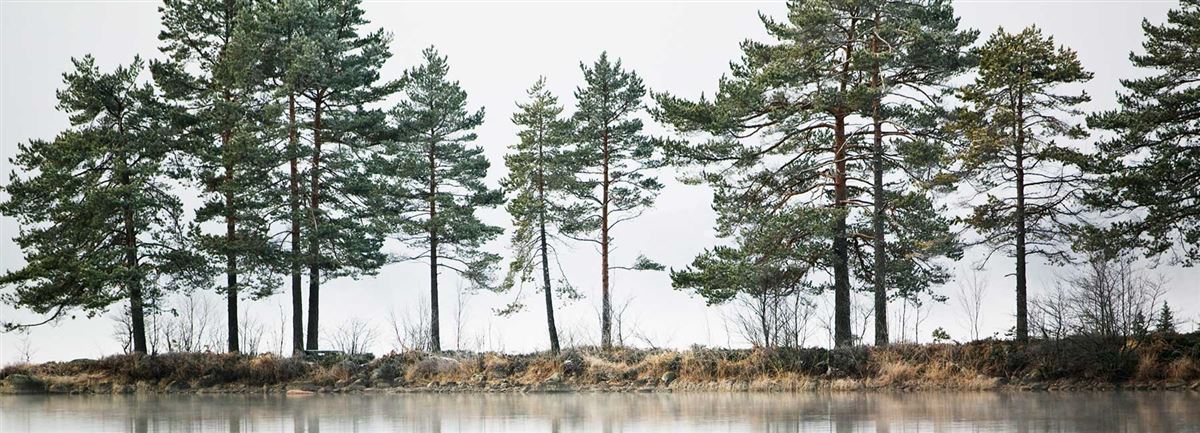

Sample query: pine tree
[153,0,285,353]
[1131,310,1149,339]
[1155,302,1177,335]
[0,57,205,353]
[953,26,1093,342]
[857,0,974,345]
[238,0,313,355]
[378,47,503,353]
[849,191,961,331]
[670,206,821,348]
[498,78,583,354]
[568,53,664,350]
[1086,0,1200,264]
[654,1,875,347]
[288,0,400,350]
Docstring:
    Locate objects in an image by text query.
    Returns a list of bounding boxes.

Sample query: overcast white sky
[1,0,1197,363]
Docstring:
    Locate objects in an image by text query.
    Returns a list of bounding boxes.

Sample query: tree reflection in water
[5,392,1198,433]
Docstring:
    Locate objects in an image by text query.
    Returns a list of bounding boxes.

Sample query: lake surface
[2,392,1198,432]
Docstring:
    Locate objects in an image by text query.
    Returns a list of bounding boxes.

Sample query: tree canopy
[0,57,205,352]
[377,47,502,352]
[1087,0,1200,264]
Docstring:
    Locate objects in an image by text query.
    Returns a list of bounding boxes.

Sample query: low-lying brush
[3,332,1197,394]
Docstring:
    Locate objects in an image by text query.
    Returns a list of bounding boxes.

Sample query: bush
[1026,336,1135,382]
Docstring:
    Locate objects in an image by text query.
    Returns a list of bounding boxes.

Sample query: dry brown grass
[403,356,464,383]
[5,332,1198,393]
[634,351,679,381]
[514,356,559,384]
[747,372,817,391]
[1166,356,1200,382]
[678,350,721,380]
[582,355,631,382]
[308,367,344,386]
[874,360,919,386]
[1135,353,1161,382]
[480,353,512,380]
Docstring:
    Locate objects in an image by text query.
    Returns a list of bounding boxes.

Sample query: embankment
[3,333,1198,395]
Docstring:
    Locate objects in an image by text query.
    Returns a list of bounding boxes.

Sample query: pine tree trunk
[224,129,240,353]
[759,286,770,348]
[288,93,304,356]
[428,136,441,353]
[1014,95,1029,343]
[832,26,855,348]
[600,130,612,351]
[118,120,147,354]
[124,172,148,354]
[833,114,852,348]
[872,121,887,346]
[305,94,323,351]
[541,214,559,354]
[870,31,888,346]
[538,142,560,354]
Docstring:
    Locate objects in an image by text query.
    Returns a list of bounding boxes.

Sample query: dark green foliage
[0,57,206,353]
[953,26,1093,342]
[499,78,584,353]
[1024,336,1136,382]
[274,0,400,350]
[657,0,967,347]
[654,0,872,348]
[1086,0,1200,264]
[856,0,974,345]
[236,0,319,355]
[153,0,285,353]
[1156,302,1178,335]
[377,47,502,352]
[569,53,663,350]
[670,206,823,348]
[1132,310,1150,339]
[848,190,962,300]
[932,327,951,342]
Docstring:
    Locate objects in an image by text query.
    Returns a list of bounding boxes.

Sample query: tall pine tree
[239,0,314,355]
[290,0,400,350]
[856,0,973,345]
[0,57,204,353]
[378,47,502,353]
[953,26,1093,342]
[568,53,663,350]
[654,0,874,347]
[499,78,584,354]
[1087,0,1200,264]
[153,0,285,353]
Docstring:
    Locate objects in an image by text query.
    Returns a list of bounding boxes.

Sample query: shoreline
[4,334,1198,396]
[4,379,1199,396]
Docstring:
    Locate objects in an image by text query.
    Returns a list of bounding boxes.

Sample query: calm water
[2,392,1198,432]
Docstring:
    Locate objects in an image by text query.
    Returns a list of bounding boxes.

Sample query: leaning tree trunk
[538,145,560,353]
